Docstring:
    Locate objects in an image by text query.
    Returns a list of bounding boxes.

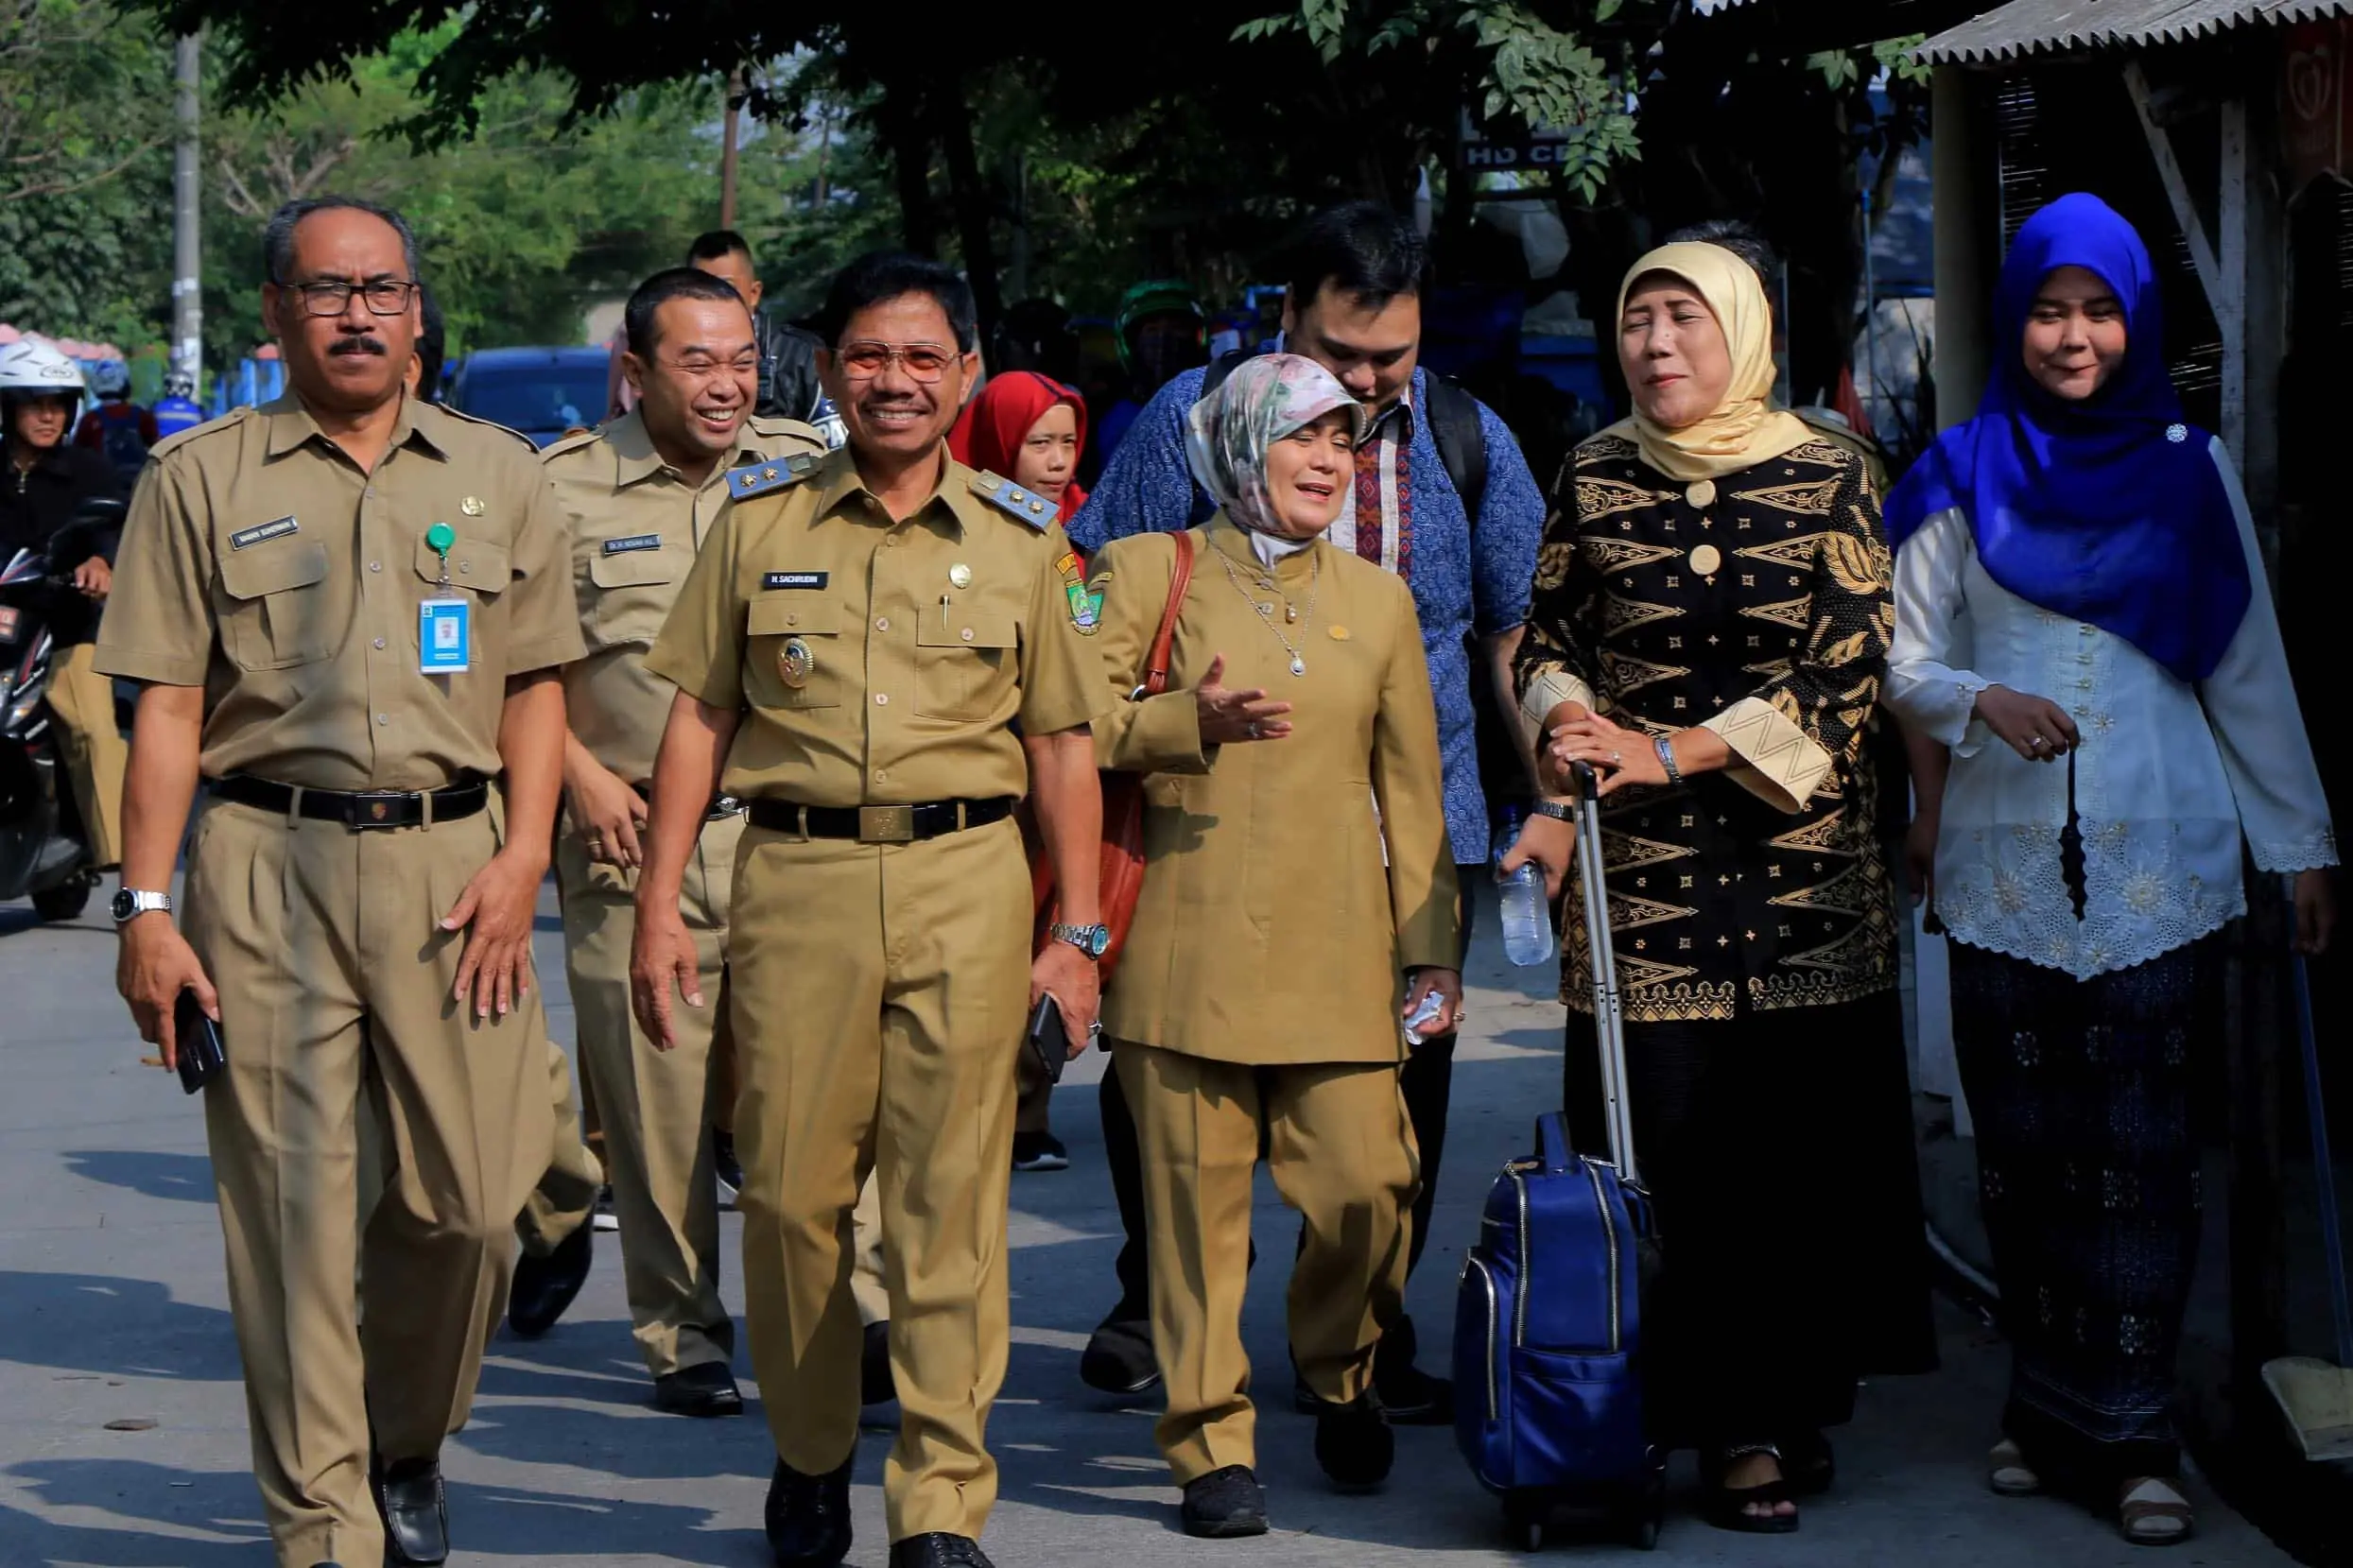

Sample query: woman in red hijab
[950,370,1089,519]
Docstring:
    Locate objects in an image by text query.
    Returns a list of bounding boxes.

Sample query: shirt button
[876,617,891,630]
[375,713,389,726]
[960,628,974,642]
[370,560,382,573]
[874,693,890,706]
[373,637,386,650]
[875,768,889,783]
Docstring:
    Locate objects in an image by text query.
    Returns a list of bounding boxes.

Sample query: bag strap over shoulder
[1139,530,1196,698]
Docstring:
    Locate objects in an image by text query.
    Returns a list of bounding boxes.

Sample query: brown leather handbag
[1031,530,1197,982]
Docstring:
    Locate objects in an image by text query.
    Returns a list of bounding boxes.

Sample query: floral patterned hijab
[1184,353,1367,538]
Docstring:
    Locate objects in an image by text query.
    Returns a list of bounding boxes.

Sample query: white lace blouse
[1886,437,2336,978]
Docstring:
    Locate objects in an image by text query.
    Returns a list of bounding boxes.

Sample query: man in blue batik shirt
[1069,202,1546,1424]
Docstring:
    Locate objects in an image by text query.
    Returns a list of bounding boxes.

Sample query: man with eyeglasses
[502,268,826,1418]
[96,195,585,1568]
[631,250,1108,1568]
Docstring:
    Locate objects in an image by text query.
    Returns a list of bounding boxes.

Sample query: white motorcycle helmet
[0,339,88,426]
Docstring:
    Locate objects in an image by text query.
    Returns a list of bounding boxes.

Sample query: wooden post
[719,66,745,229]
[1930,66,1990,430]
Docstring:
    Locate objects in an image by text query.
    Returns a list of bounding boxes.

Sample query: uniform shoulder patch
[434,403,542,453]
[538,426,603,465]
[727,452,822,502]
[969,470,1058,529]
[147,405,251,462]
[746,414,827,454]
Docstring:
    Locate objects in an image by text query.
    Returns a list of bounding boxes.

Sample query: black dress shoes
[889,1533,995,1567]
[862,1318,896,1405]
[765,1453,854,1568]
[1078,1313,1159,1395]
[652,1360,744,1417]
[506,1222,592,1338]
[1181,1465,1270,1538]
[1313,1393,1394,1491]
[1371,1317,1456,1426]
[372,1456,448,1565]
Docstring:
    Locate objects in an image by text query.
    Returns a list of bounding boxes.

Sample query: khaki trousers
[731,816,1029,1543]
[184,797,552,1568]
[1117,1042,1419,1484]
[516,1038,604,1251]
[46,640,126,866]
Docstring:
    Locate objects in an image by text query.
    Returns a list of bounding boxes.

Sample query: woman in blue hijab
[1885,193,2336,1545]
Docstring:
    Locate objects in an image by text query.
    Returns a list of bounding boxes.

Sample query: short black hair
[1284,201,1427,313]
[414,282,446,403]
[1663,219,1778,294]
[624,267,755,359]
[686,229,753,266]
[263,196,421,285]
[815,251,978,353]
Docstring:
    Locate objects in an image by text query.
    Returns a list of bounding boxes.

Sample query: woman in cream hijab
[1503,240,1932,1534]
[1084,353,1461,1539]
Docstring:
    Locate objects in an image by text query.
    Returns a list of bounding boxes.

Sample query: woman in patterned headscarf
[1082,353,1462,1538]
[1504,241,1933,1534]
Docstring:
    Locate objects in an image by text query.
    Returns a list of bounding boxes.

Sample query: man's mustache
[328,336,388,357]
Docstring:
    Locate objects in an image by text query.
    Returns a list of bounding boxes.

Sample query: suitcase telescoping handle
[1570,762,1639,1186]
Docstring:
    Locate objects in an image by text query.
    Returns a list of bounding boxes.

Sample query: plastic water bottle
[1495,808,1556,967]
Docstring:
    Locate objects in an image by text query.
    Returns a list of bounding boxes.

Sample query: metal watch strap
[1531,799,1574,822]
[1048,921,1107,957]
[1653,734,1683,785]
[112,887,172,923]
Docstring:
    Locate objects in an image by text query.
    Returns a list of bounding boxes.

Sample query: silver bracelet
[1653,734,1683,785]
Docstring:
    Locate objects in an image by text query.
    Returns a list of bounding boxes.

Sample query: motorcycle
[0,499,125,921]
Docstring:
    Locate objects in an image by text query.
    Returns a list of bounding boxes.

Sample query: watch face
[110,888,136,922]
[1086,926,1111,958]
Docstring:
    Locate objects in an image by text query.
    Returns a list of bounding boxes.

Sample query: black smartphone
[1026,994,1068,1086]
[173,989,225,1095]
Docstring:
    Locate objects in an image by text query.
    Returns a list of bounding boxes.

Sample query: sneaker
[591,1183,618,1233]
[714,1129,744,1210]
[1011,1130,1069,1172]
[1180,1465,1269,1539]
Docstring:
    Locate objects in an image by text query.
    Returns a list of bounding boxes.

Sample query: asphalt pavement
[0,876,2300,1567]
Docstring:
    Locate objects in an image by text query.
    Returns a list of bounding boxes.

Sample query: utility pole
[719,66,745,228]
[172,32,202,389]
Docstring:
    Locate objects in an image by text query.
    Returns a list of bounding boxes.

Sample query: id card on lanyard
[419,521,472,673]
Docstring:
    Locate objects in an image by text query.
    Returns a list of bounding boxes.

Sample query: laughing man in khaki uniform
[503,267,825,1416]
[631,251,1109,1568]
[98,196,582,1568]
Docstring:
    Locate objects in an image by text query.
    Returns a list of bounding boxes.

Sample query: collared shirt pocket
[413,534,512,599]
[585,543,683,648]
[215,537,336,670]
[915,601,1019,721]
[748,595,843,710]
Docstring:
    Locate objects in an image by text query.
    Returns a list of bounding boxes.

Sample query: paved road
[0,878,2298,1567]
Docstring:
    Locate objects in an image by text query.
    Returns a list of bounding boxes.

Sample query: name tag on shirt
[763,571,829,590]
[231,516,300,550]
[419,598,472,673]
[603,533,663,555]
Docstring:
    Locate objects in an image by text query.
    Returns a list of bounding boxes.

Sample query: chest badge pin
[779,636,814,689]
[459,496,485,517]
[948,563,973,590]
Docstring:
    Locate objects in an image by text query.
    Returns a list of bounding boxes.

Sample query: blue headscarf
[1883,192,2250,683]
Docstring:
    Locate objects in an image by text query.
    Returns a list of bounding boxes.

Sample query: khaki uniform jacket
[644,446,1107,805]
[95,393,583,791]
[545,411,824,785]
[1093,519,1461,1066]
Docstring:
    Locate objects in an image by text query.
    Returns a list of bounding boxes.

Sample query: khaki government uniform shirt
[544,410,824,785]
[644,446,1107,805]
[95,393,583,792]
[1091,521,1461,1065]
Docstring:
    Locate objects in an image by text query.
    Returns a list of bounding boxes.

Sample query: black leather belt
[745,796,1014,845]
[209,773,490,830]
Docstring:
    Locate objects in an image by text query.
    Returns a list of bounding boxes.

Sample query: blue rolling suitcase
[1454,764,1666,1550]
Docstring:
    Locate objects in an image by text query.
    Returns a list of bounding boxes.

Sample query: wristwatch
[1531,800,1575,822]
[111,887,172,924]
[1048,922,1113,960]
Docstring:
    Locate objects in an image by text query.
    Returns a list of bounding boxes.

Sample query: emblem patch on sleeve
[1056,550,1100,635]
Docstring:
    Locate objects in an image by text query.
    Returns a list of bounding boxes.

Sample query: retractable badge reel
[418,521,473,674]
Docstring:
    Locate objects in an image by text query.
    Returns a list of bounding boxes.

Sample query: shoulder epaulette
[969,470,1058,529]
[746,414,826,451]
[148,405,251,460]
[538,426,603,464]
[434,403,540,453]
[727,451,822,502]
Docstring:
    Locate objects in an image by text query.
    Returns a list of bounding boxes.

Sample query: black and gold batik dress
[1515,430,1935,1449]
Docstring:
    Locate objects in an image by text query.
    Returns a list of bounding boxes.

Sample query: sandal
[1988,1439,2042,1498]
[2119,1477,2193,1547]
[1702,1444,1801,1535]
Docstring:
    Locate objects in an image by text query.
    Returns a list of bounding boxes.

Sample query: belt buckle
[857,804,916,844]
[345,791,405,829]
[708,794,744,821]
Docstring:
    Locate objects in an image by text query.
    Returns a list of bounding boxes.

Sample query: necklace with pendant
[1219,548,1318,677]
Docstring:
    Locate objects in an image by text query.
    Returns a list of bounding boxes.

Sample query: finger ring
[1248,721,1261,738]
[2030,734,2049,750]
[1087,1020,1104,1039]
[1611,750,1622,765]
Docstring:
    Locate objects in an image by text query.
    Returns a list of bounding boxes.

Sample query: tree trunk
[933,84,1003,353]
[874,73,940,256]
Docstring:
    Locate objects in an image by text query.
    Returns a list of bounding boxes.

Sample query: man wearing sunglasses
[96,195,585,1568]
[502,268,828,1416]
[631,251,1108,1568]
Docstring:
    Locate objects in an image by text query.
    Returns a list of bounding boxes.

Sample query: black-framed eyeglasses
[285,279,420,318]
[836,340,955,383]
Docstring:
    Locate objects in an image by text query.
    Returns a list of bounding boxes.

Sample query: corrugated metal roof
[1919,0,2352,64]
